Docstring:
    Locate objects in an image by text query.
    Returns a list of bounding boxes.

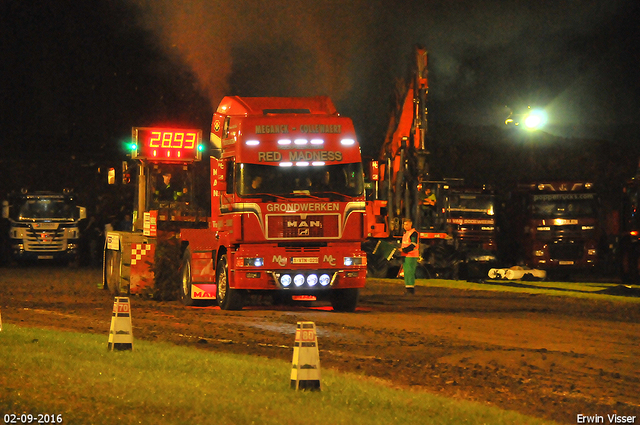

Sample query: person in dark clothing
[156,172,176,201]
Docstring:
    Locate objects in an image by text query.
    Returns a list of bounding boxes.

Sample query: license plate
[558,260,574,265]
[38,255,54,260]
[292,257,319,264]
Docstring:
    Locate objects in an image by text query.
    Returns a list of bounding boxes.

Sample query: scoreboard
[131,127,202,162]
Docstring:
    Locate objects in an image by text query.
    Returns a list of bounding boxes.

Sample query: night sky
[1,1,639,181]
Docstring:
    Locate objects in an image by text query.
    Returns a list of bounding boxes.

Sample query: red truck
[510,181,600,274]
[180,96,367,311]
[104,97,367,311]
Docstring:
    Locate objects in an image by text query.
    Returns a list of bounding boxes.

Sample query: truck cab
[512,181,600,274]
[2,190,86,263]
[180,96,368,311]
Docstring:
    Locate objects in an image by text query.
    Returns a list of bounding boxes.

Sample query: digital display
[132,127,202,162]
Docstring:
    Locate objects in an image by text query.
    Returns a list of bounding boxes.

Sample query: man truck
[104,96,367,311]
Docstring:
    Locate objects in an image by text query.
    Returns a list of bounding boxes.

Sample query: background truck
[180,96,367,311]
[505,181,601,275]
[2,190,86,263]
[363,46,498,279]
[619,164,640,283]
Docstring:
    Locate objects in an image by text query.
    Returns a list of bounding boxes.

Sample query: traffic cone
[108,297,133,351]
[290,321,321,391]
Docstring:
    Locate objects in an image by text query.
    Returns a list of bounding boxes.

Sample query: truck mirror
[2,200,8,219]
[78,206,87,220]
[369,160,379,181]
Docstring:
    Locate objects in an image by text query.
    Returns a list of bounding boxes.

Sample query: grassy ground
[0,324,558,425]
[368,277,640,304]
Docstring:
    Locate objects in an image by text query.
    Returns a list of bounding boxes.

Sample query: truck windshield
[448,193,495,216]
[237,163,364,198]
[531,193,597,218]
[18,199,76,220]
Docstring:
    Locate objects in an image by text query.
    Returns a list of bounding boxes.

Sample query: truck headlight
[307,274,318,286]
[344,256,366,266]
[319,274,331,286]
[236,257,264,267]
[65,227,80,239]
[534,250,545,257]
[280,274,292,287]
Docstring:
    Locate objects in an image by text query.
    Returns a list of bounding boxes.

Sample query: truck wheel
[105,250,122,295]
[216,254,244,310]
[367,256,390,278]
[180,249,198,306]
[330,288,359,312]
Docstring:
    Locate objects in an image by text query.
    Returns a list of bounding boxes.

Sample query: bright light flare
[524,110,547,130]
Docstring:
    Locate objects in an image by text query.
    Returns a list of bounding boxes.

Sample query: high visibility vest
[401,228,419,258]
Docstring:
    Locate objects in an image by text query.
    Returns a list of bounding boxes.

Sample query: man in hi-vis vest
[401,218,419,294]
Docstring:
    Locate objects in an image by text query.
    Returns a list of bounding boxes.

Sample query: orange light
[292,295,317,301]
[631,231,638,236]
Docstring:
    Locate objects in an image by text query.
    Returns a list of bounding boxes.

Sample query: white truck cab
[2,190,86,263]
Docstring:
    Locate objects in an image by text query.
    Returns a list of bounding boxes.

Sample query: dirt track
[1,266,639,424]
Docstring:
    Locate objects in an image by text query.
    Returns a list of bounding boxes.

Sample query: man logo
[298,228,310,236]
[273,255,287,267]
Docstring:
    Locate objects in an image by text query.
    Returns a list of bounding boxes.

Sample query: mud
[1,266,639,424]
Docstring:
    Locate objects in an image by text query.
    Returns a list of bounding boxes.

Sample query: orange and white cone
[290,321,321,390]
[108,297,133,351]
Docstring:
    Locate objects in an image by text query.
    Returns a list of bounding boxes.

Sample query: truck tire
[330,288,359,312]
[180,249,198,306]
[105,250,122,295]
[216,254,244,310]
[366,256,390,278]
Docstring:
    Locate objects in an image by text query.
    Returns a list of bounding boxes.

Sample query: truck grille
[548,240,584,261]
[267,214,339,239]
[24,229,66,252]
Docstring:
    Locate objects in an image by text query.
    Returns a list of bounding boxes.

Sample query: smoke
[129,0,636,141]
[130,0,376,110]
